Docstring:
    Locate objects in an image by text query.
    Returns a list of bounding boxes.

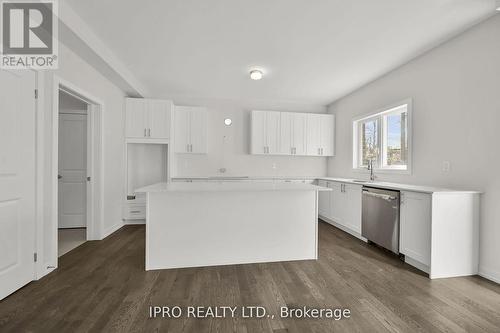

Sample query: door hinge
[34,252,38,262]
[34,89,38,99]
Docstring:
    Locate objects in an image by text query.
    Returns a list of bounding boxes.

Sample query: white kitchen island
[136,182,331,270]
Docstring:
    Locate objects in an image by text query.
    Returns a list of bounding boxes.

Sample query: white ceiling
[67,0,496,105]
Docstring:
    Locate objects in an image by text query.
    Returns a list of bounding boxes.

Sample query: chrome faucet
[368,160,375,181]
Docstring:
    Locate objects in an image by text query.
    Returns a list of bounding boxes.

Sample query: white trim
[102,221,124,239]
[352,98,413,175]
[319,216,367,242]
[45,75,105,275]
[479,266,500,285]
[35,71,47,279]
[405,256,430,275]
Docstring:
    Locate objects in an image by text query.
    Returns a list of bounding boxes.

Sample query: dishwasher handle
[363,190,398,202]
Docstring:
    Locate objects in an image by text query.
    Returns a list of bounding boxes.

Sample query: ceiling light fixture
[250,69,263,80]
[497,0,500,11]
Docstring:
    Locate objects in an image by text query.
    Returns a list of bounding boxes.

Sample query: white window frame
[352,99,412,175]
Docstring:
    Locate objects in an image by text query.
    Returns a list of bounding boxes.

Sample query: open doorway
[50,77,104,266]
[57,91,89,256]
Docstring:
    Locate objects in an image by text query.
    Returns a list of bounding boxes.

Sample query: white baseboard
[123,219,145,225]
[319,216,367,242]
[479,266,500,284]
[101,221,124,239]
[405,256,429,274]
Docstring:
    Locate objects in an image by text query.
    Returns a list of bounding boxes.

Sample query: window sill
[353,168,412,176]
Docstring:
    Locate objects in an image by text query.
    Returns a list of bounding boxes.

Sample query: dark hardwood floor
[1,222,500,333]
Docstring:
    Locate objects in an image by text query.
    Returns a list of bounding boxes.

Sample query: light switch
[442,161,451,172]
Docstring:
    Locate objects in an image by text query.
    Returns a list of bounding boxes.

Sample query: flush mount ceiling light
[224,118,232,126]
[249,69,263,80]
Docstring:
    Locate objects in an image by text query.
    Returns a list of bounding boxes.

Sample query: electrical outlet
[442,161,451,173]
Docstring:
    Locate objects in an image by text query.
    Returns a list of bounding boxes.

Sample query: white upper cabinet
[148,100,172,139]
[320,114,335,156]
[280,112,307,155]
[125,98,172,140]
[174,106,207,154]
[251,110,280,154]
[125,99,148,138]
[306,113,335,156]
[252,110,334,156]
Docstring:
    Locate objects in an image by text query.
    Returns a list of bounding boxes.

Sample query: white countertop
[317,177,481,194]
[167,176,480,194]
[136,182,332,193]
[172,176,317,181]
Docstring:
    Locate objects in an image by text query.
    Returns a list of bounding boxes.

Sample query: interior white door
[148,100,171,139]
[189,107,207,154]
[174,106,190,153]
[0,70,36,300]
[125,98,147,138]
[58,114,87,228]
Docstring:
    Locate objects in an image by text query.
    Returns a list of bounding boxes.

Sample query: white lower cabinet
[399,191,431,267]
[343,184,362,233]
[318,180,331,218]
[123,202,146,220]
[317,180,480,278]
[317,181,362,238]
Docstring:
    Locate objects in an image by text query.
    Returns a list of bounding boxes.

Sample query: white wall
[172,98,328,177]
[42,42,126,268]
[327,15,500,282]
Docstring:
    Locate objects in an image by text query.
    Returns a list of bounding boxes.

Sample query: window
[353,100,411,173]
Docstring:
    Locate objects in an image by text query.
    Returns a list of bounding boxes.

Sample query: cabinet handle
[130,210,141,213]
[187,144,190,152]
[148,128,151,137]
[144,128,147,137]
[190,144,193,152]
[318,148,320,155]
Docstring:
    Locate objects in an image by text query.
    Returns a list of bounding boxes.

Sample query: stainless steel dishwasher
[362,187,400,254]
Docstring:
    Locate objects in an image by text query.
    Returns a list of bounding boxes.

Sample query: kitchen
[1,1,500,332]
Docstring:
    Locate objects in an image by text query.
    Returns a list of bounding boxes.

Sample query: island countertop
[136,182,331,193]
